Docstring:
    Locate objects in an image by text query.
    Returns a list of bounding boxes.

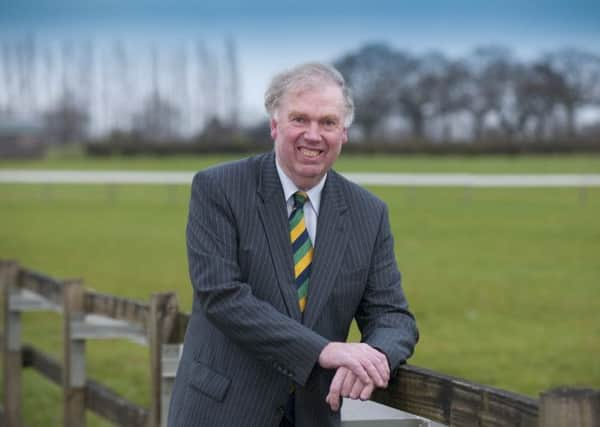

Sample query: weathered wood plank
[21,344,148,427]
[372,364,539,427]
[539,387,600,427]
[148,293,179,427]
[17,268,64,307]
[85,378,149,427]
[63,279,86,427]
[22,343,63,385]
[1,260,23,427]
[167,312,189,344]
[83,290,149,329]
[159,294,179,344]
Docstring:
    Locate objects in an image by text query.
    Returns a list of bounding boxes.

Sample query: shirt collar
[275,159,326,215]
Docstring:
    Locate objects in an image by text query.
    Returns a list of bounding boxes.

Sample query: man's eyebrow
[288,111,340,121]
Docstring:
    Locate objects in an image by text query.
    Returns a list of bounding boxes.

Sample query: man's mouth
[299,147,322,158]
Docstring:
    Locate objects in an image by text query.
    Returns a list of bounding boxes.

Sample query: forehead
[280,84,345,117]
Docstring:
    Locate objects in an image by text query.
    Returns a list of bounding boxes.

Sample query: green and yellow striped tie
[289,191,313,312]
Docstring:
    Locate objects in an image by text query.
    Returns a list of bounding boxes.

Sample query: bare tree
[43,90,89,144]
[131,92,181,141]
[393,51,449,140]
[335,43,405,140]
[516,62,568,140]
[495,63,532,140]
[544,48,600,137]
[112,40,131,131]
[197,41,219,129]
[463,46,516,141]
[225,36,241,132]
[434,60,472,141]
[0,41,13,116]
[41,42,57,115]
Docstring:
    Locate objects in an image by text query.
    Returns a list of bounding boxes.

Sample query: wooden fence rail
[0,259,598,427]
[20,343,149,426]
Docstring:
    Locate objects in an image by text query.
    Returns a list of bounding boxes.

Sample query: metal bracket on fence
[161,344,182,379]
[341,399,434,427]
[9,288,61,313]
[161,344,183,427]
[71,314,147,345]
[6,289,60,353]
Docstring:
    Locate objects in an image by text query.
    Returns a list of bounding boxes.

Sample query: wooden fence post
[539,387,600,427]
[148,293,179,427]
[1,260,22,427]
[63,279,86,427]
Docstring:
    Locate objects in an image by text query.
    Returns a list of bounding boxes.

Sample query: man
[168,62,418,427]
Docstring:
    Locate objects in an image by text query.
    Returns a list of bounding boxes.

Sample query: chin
[297,165,324,177]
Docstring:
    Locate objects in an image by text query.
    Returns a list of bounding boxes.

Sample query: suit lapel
[303,171,350,328]
[256,153,302,321]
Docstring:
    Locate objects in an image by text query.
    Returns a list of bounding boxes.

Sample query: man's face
[271,84,348,190]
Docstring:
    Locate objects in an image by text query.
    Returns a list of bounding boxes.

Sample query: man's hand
[318,342,390,388]
[325,367,375,411]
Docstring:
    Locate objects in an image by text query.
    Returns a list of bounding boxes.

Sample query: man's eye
[322,119,338,129]
[292,116,306,123]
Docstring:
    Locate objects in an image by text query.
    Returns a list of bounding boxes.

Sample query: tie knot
[293,191,309,209]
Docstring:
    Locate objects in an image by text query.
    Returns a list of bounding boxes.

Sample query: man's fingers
[361,358,386,388]
[359,383,375,401]
[373,356,390,386]
[319,343,389,377]
[363,347,390,386]
[349,377,364,399]
[326,368,348,411]
[341,370,356,397]
[326,390,341,411]
[319,342,392,390]
[375,350,390,382]
[322,343,393,413]
[326,392,339,412]
[329,368,348,397]
[346,358,371,385]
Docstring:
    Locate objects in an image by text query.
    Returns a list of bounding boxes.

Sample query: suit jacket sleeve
[186,171,329,386]
[355,203,419,371]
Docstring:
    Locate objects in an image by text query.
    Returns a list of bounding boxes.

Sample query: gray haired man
[168,62,418,427]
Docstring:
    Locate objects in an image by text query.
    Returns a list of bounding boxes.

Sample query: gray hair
[264,62,355,127]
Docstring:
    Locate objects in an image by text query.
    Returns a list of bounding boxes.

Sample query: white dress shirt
[275,160,326,245]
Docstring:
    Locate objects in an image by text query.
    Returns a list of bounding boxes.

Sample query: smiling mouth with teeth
[300,148,321,158]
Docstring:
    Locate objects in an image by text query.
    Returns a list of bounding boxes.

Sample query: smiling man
[268,75,349,191]
[168,62,418,427]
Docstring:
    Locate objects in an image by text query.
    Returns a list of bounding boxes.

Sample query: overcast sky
[2,0,600,121]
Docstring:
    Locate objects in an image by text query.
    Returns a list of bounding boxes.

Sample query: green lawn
[1,154,599,426]
[1,145,600,173]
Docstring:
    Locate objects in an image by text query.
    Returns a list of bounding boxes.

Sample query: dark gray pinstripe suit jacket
[168,152,418,427]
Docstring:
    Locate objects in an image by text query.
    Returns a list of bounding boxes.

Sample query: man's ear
[341,127,348,144]
[270,118,278,140]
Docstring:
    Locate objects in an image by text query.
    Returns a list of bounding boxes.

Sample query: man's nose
[304,121,321,141]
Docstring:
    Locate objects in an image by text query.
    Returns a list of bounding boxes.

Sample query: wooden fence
[0,259,598,427]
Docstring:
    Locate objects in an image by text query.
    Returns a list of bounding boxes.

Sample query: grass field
[2,145,600,173]
[1,153,599,426]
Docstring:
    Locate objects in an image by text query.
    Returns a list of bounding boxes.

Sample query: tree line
[1,36,599,147]
[334,43,600,143]
[0,36,240,144]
